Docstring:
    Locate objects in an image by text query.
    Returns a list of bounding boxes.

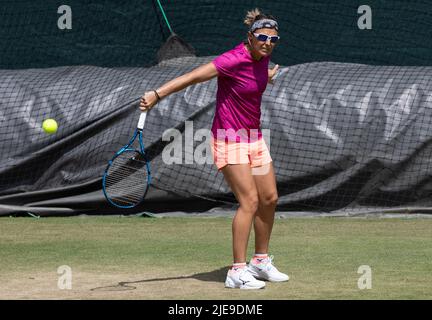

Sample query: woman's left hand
[268,64,279,84]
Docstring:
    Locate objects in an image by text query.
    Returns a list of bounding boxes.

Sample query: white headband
[250,19,279,32]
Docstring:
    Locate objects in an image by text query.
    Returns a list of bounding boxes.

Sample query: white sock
[231,262,247,271]
[252,253,268,264]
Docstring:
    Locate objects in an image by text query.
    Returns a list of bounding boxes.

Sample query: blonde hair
[243,8,277,28]
[243,8,262,27]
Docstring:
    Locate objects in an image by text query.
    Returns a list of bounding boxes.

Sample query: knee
[261,192,278,208]
[240,194,259,214]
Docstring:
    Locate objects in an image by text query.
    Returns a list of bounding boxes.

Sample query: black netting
[1,1,432,215]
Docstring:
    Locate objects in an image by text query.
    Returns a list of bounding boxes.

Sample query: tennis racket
[102,111,151,208]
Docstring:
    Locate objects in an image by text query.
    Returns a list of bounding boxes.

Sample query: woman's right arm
[139,62,218,111]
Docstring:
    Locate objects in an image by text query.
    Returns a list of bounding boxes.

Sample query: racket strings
[105,152,149,206]
[106,174,147,203]
[106,176,146,200]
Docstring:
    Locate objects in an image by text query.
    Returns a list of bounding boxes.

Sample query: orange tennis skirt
[210,137,272,170]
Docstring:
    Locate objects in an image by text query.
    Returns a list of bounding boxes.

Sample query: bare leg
[252,163,278,254]
[221,164,259,263]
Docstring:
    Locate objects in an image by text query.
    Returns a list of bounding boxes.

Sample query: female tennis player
[140,8,288,289]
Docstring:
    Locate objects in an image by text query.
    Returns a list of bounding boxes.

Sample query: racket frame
[102,112,151,209]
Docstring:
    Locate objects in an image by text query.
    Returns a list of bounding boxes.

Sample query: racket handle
[137,111,147,130]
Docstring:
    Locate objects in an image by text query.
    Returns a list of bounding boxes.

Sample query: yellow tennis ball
[42,118,58,134]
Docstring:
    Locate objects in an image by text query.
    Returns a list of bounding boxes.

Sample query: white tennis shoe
[225,267,266,289]
[247,255,289,282]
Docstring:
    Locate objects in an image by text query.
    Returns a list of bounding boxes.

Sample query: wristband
[153,90,161,101]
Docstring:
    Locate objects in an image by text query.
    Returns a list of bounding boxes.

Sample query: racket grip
[137,111,147,130]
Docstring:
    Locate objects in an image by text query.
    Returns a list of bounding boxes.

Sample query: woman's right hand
[139,91,160,112]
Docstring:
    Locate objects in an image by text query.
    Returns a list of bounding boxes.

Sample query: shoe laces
[255,255,278,271]
[239,268,257,282]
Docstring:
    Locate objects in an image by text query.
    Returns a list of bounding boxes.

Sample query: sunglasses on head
[253,33,280,43]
